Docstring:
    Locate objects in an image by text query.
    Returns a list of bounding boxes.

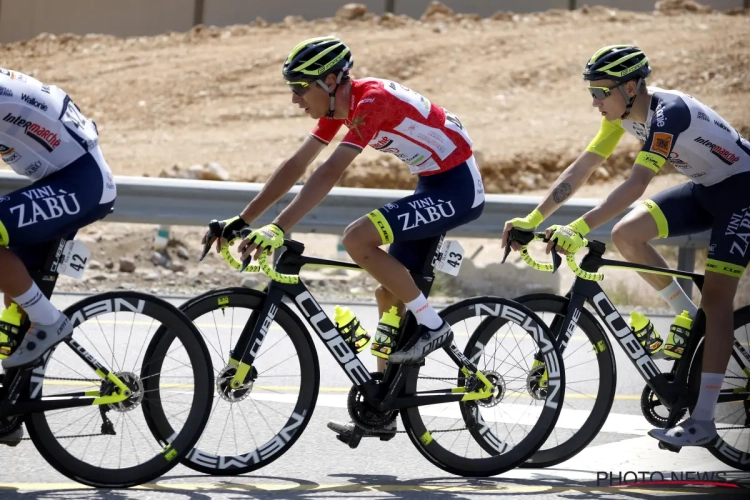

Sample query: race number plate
[434,240,465,276]
[58,240,90,279]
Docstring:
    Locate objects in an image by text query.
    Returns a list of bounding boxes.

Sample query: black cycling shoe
[327,420,397,448]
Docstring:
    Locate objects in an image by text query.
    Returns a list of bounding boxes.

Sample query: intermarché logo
[2,112,61,152]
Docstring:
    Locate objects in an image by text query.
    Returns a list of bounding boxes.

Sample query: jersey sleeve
[585,117,626,159]
[339,92,386,151]
[635,93,691,173]
[310,118,343,145]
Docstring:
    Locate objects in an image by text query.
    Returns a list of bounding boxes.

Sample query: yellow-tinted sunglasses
[287,80,314,96]
[588,83,625,100]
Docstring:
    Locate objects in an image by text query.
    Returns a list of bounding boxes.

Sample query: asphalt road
[0,293,747,499]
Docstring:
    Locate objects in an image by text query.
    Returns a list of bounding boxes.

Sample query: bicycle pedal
[658,441,682,453]
[346,425,364,449]
[379,432,396,442]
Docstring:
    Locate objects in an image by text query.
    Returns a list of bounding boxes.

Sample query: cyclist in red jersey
[202,36,485,442]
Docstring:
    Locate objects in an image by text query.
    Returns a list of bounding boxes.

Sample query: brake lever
[199,219,223,262]
[550,246,562,274]
[501,237,512,264]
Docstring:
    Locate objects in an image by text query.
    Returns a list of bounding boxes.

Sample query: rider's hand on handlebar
[202,215,249,254]
[501,209,544,251]
[239,223,285,262]
[545,218,591,256]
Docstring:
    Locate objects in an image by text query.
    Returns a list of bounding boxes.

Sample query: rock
[89,259,103,270]
[159,162,229,181]
[87,274,109,282]
[105,260,114,270]
[422,1,454,21]
[170,263,187,273]
[655,0,712,15]
[491,11,513,21]
[177,246,190,260]
[241,277,261,289]
[119,257,136,273]
[117,282,134,290]
[144,272,159,281]
[336,3,367,20]
[151,251,170,268]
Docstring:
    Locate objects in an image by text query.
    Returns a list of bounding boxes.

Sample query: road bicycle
[0,210,214,488]
[176,222,565,477]
[494,228,750,470]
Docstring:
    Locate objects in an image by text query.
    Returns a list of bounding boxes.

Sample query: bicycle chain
[360,376,474,435]
[16,376,111,440]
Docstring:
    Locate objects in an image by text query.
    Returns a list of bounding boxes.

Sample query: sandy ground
[1,2,748,307]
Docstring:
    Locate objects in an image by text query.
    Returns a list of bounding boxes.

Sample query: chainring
[0,416,21,439]
[347,372,398,432]
[640,375,687,428]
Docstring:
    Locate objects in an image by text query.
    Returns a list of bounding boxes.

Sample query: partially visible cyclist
[501,45,750,447]
[0,68,116,444]
[202,36,485,442]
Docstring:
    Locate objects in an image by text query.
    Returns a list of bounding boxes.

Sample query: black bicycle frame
[0,227,126,418]
[551,240,748,418]
[227,235,482,412]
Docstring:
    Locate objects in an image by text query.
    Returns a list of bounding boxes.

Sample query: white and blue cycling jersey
[0,68,116,270]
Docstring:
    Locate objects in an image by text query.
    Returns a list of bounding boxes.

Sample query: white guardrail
[0,170,709,268]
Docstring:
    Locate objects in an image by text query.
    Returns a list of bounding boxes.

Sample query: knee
[611,220,641,250]
[342,217,378,254]
[341,221,362,253]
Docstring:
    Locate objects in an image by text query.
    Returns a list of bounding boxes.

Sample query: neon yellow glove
[244,223,285,253]
[505,209,544,232]
[549,218,591,253]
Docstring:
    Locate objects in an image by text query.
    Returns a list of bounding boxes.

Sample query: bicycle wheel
[176,287,320,475]
[25,291,213,488]
[508,294,617,468]
[688,305,750,471]
[400,296,565,477]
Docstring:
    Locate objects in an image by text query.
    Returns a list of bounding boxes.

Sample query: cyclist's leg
[1,146,116,369]
[650,172,750,446]
[610,181,711,317]
[342,156,484,364]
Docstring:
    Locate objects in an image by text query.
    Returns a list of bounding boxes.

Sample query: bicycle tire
[25,291,214,488]
[400,296,565,477]
[688,305,750,471]
[176,287,320,475]
[509,294,618,468]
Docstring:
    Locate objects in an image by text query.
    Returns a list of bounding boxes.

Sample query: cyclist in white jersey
[502,45,750,447]
[0,68,116,411]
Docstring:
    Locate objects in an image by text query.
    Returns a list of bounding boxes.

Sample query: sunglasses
[588,83,625,100]
[287,80,314,96]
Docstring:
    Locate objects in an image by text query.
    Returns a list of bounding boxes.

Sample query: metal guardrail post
[569,0,576,10]
[385,0,396,14]
[193,0,205,26]
[677,247,696,300]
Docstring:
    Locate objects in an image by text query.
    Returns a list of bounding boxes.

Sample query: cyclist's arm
[239,135,326,223]
[577,163,656,231]
[536,117,625,218]
[273,145,359,231]
[535,151,606,217]
[272,94,383,231]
